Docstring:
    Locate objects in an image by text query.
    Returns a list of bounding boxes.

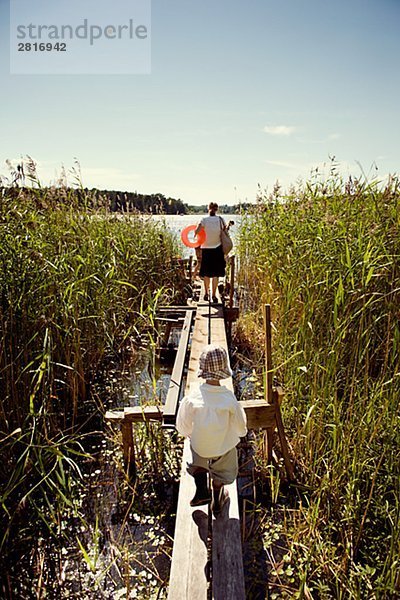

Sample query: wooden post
[264,304,274,402]
[121,419,136,481]
[264,304,295,481]
[188,255,193,287]
[272,390,295,481]
[264,304,273,465]
[162,321,173,348]
[229,255,235,309]
[224,256,235,341]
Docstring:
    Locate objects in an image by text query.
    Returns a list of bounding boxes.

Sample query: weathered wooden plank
[124,406,163,422]
[167,439,210,600]
[168,304,211,600]
[264,304,273,404]
[157,305,197,312]
[264,305,274,465]
[105,407,162,423]
[155,316,185,323]
[272,397,295,481]
[163,310,194,425]
[184,304,213,386]
[212,480,245,600]
[208,303,245,599]
[169,300,245,599]
[263,304,294,481]
[105,410,125,422]
[274,386,284,405]
[239,400,276,429]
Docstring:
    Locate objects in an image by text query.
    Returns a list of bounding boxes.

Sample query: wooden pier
[105,262,294,599]
[168,300,245,600]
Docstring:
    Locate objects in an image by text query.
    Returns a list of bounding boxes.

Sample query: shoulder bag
[219,217,233,255]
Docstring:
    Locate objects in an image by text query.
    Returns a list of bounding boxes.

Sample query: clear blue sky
[1,0,399,204]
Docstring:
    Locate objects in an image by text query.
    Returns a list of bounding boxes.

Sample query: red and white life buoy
[180,225,206,248]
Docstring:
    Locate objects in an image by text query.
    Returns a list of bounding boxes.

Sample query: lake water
[151,214,241,257]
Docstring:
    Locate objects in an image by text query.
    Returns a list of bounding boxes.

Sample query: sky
[1,0,400,205]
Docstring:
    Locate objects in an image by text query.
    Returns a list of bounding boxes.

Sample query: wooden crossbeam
[157,305,197,312]
[105,384,283,477]
[155,316,186,324]
[105,410,125,422]
[105,407,163,423]
[240,400,276,429]
[106,400,275,427]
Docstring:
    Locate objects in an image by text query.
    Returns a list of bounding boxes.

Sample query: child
[176,344,247,516]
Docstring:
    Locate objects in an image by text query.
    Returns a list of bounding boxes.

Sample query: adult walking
[195,202,227,303]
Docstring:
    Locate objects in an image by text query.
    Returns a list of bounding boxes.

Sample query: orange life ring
[180,225,206,248]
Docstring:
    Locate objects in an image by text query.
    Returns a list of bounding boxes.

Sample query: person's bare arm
[194,221,204,236]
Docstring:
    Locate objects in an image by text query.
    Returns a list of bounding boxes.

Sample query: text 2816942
[17,42,67,52]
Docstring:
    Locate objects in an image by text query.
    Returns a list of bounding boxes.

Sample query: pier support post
[263,304,295,481]
[264,304,274,464]
[121,419,137,482]
[229,255,235,309]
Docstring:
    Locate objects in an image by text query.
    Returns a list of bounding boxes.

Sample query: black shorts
[199,245,226,278]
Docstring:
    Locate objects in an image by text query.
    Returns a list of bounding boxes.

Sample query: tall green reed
[237,172,400,597]
[0,184,186,590]
[1,187,184,429]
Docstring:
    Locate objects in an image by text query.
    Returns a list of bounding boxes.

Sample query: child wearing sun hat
[176,344,247,516]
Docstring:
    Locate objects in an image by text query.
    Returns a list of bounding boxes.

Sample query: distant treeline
[0,186,251,214]
[106,189,188,213]
[187,203,252,214]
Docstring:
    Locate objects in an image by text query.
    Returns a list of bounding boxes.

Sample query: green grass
[237,172,400,598]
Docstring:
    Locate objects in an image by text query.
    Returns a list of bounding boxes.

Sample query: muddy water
[47,346,181,599]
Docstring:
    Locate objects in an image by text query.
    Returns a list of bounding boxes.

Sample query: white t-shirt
[176,382,247,458]
[198,215,226,249]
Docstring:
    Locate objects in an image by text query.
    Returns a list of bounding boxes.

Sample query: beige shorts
[187,445,238,484]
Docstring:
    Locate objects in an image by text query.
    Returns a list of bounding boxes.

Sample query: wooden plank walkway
[163,309,195,426]
[168,301,245,600]
[105,294,294,598]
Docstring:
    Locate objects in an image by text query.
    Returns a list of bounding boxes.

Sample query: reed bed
[237,173,400,598]
[0,185,185,597]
